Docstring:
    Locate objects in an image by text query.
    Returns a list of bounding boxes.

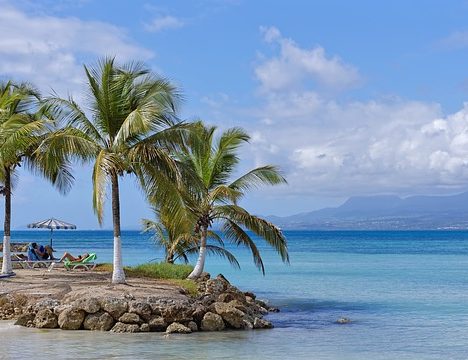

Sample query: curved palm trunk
[1,167,13,275]
[111,172,125,284]
[187,226,207,279]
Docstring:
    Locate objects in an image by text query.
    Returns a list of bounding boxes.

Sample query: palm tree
[163,121,289,279]
[142,206,239,267]
[44,57,182,283]
[0,82,73,275]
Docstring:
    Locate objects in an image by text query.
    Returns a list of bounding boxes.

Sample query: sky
[2,0,468,229]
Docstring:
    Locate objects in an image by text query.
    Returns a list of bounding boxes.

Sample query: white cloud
[144,15,184,33]
[0,2,153,97]
[241,27,468,199]
[256,26,361,92]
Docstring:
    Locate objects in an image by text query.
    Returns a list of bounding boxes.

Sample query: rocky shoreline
[0,272,277,333]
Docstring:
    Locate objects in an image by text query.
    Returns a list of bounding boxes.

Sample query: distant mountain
[268,192,468,230]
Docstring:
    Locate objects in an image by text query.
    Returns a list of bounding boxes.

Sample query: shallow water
[2,230,468,359]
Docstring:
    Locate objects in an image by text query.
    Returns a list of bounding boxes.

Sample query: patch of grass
[95,262,198,296]
[167,279,199,297]
[125,262,193,280]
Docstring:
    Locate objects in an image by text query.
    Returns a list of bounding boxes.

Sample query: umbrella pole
[50,228,53,248]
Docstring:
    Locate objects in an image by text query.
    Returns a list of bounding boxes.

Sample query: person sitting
[29,243,56,260]
[59,252,90,263]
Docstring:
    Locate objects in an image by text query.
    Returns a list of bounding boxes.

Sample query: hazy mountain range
[267,192,468,230]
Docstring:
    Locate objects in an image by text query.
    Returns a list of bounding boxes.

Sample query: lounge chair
[13,251,55,269]
[63,253,97,271]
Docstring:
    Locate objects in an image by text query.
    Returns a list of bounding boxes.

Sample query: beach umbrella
[27,217,77,247]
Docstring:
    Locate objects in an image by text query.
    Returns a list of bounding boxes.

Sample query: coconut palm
[161,121,289,279]
[142,206,239,267]
[0,82,73,275]
[44,57,183,283]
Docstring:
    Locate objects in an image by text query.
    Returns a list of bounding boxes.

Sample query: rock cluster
[5,273,277,334]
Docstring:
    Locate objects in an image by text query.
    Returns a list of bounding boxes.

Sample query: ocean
[1,230,468,359]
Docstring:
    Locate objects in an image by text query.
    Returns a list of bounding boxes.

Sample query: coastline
[0,268,277,333]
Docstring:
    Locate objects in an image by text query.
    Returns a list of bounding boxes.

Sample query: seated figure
[28,243,55,261]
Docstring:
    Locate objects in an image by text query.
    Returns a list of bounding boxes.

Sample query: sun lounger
[63,253,97,271]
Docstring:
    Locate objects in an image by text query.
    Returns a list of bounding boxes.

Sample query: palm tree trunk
[1,167,13,275]
[187,226,207,279]
[111,171,125,283]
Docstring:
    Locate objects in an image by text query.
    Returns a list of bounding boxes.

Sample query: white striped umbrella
[27,218,77,247]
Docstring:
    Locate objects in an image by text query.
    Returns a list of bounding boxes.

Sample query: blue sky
[2,0,468,229]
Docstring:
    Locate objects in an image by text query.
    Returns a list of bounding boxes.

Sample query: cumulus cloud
[243,27,468,199]
[256,26,361,92]
[144,15,184,33]
[0,2,152,97]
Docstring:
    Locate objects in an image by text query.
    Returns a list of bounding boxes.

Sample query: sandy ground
[0,268,190,302]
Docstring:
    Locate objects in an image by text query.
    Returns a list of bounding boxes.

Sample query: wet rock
[214,302,245,329]
[191,304,208,324]
[34,309,58,329]
[148,315,167,331]
[14,313,36,327]
[244,291,256,300]
[242,319,254,330]
[83,311,114,331]
[200,312,225,331]
[140,323,150,332]
[336,317,351,324]
[187,321,198,332]
[58,308,86,330]
[166,322,192,334]
[110,322,140,333]
[119,313,141,324]
[253,317,273,329]
[100,297,128,320]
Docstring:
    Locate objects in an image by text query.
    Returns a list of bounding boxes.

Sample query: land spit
[0,269,276,333]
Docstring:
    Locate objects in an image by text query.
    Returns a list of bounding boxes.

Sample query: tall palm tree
[45,57,182,283]
[142,206,239,267]
[163,121,289,279]
[0,82,73,275]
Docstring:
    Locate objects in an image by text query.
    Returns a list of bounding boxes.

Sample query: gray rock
[242,319,254,330]
[336,317,351,324]
[110,322,140,333]
[140,323,150,332]
[205,279,227,295]
[73,298,100,314]
[83,311,114,331]
[33,299,60,312]
[166,322,192,334]
[253,317,273,329]
[148,315,167,332]
[58,308,86,330]
[33,309,58,329]
[187,321,198,332]
[191,304,208,323]
[100,298,128,320]
[14,313,36,327]
[162,303,193,323]
[119,312,141,324]
[53,304,72,316]
[217,291,246,304]
[129,301,152,321]
[214,302,245,329]
[200,312,225,331]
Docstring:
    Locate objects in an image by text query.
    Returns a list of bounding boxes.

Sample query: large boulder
[166,322,192,334]
[217,291,246,304]
[100,297,128,320]
[162,302,193,323]
[15,313,36,327]
[83,311,115,331]
[191,304,208,324]
[73,298,100,314]
[58,307,86,330]
[119,313,141,324]
[34,309,58,329]
[200,312,225,331]
[205,278,227,295]
[128,301,152,322]
[148,315,167,332]
[33,299,60,312]
[214,302,245,329]
[187,321,198,332]
[110,322,140,333]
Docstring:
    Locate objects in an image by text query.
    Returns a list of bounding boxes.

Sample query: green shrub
[125,262,193,280]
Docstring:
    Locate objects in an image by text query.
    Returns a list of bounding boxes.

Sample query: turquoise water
[2,230,468,359]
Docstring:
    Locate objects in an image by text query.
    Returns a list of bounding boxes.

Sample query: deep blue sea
[2,230,468,359]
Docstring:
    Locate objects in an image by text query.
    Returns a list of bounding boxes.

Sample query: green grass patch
[95,262,197,296]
